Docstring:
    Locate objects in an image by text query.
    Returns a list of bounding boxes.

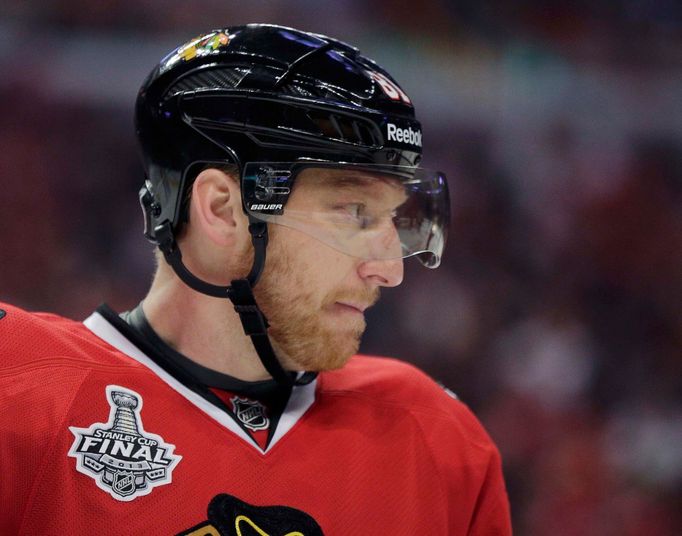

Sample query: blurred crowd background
[1,2,681,534]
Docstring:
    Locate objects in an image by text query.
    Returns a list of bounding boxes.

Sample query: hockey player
[0,25,511,534]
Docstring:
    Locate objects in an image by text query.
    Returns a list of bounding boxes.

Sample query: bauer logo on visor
[242,162,449,268]
[250,203,283,211]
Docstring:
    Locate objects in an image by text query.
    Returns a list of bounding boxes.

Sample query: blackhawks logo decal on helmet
[68,385,181,501]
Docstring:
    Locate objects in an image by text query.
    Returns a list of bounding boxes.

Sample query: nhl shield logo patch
[230,396,269,431]
[68,385,181,501]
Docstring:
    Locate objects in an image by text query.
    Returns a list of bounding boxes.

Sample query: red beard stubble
[250,229,380,372]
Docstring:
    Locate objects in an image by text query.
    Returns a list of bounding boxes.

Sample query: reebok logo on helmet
[387,123,422,148]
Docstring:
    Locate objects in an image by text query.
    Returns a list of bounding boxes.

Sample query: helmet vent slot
[280,84,316,98]
[280,82,337,101]
[305,110,380,146]
[165,68,250,98]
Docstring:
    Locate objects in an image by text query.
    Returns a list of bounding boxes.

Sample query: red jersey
[0,302,511,535]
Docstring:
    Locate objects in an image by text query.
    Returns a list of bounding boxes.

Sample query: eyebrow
[326,173,401,189]
[330,176,373,188]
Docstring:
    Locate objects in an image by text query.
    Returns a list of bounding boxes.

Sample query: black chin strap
[156,220,298,387]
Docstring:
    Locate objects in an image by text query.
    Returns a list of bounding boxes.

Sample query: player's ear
[189,167,246,247]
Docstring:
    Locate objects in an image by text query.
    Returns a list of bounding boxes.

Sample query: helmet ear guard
[139,182,161,244]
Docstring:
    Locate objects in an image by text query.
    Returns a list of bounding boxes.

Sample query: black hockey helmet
[134,24,450,385]
[136,24,448,265]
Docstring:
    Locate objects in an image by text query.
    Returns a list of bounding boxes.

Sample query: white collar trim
[83,311,317,454]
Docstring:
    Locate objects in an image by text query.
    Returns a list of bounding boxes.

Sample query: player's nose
[357,218,404,287]
[357,256,404,288]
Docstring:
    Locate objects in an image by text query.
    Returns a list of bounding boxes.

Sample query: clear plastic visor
[242,162,450,268]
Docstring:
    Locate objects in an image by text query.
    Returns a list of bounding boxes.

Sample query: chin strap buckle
[230,279,270,336]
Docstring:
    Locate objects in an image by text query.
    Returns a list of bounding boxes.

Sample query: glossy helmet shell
[135,24,424,243]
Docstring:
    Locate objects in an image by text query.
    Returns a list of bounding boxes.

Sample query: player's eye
[332,203,374,229]
[338,203,373,229]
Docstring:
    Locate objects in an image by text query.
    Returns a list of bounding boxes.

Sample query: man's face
[250,167,405,371]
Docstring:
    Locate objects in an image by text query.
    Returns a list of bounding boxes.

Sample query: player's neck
[141,274,273,382]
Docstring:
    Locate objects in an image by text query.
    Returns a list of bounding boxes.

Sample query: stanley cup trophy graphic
[69,385,181,501]
[111,391,141,435]
[99,390,162,498]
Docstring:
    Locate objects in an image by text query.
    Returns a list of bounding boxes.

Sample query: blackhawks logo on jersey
[178,493,324,536]
[68,385,181,501]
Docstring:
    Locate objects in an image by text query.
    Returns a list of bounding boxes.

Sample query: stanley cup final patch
[68,385,181,501]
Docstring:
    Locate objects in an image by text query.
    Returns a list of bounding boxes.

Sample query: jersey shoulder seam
[0,355,143,378]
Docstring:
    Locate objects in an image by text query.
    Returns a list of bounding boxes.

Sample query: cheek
[311,254,359,303]
[271,225,359,295]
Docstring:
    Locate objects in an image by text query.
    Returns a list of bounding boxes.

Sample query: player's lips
[335,302,369,314]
